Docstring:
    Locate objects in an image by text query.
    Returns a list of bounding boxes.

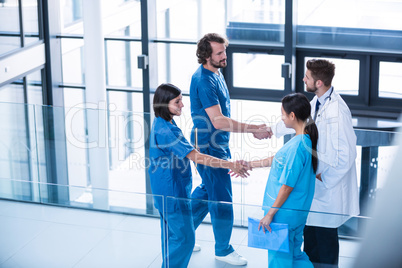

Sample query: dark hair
[196,33,229,64]
[282,93,318,173]
[153,83,181,121]
[306,59,335,87]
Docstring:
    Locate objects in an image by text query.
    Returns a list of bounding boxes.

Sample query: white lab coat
[271,90,360,228]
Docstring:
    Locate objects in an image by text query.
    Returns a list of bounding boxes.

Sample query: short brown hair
[306,59,335,87]
[196,33,229,64]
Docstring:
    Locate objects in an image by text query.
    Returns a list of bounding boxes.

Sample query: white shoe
[193,244,201,252]
[215,251,247,266]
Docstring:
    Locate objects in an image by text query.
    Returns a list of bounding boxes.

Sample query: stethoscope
[314,87,334,121]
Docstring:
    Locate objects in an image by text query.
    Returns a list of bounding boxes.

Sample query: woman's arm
[186,149,249,178]
[248,156,275,169]
[258,184,293,233]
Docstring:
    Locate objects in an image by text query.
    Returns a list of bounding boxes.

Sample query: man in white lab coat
[271,59,359,268]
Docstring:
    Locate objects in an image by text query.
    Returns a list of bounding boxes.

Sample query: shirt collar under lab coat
[317,86,334,107]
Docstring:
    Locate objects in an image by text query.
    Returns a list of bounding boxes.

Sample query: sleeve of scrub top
[197,77,220,109]
[318,106,357,189]
[278,144,305,188]
[271,120,295,138]
[156,126,195,160]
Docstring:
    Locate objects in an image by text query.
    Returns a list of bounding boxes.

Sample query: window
[233,53,284,90]
[297,0,402,51]
[105,40,143,89]
[156,43,198,94]
[0,0,21,56]
[61,38,84,85]
[22,0,40,45]
[378,62,402,99]
[156,0,226,40]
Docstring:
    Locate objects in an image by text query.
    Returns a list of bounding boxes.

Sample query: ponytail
[282,93,319,173]
[305,116,318,173]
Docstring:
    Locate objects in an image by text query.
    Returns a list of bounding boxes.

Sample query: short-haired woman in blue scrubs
[149,83,248,268]
[247,93,318,268]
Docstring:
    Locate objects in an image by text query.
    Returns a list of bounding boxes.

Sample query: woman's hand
[258,213,274,233]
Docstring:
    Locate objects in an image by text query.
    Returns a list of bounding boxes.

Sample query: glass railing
[0,177,164,267]
[0,101,401,238]
[0,177,371,267]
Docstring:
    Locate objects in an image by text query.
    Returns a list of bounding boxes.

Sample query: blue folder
[247,217,290,253]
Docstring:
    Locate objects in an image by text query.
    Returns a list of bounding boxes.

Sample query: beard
[210,58,227,69]
[306,84,318,93]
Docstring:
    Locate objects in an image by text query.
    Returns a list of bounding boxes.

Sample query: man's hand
[228,160,252,178]
[316,173,322,181]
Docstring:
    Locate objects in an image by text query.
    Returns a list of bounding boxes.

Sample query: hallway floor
[0,199,359,267]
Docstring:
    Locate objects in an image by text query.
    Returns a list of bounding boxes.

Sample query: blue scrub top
[148,117,195,212]
[263,134,315,226]
[190,65,231,158]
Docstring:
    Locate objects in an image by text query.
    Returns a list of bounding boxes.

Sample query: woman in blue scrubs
[248,93,318,268]
[149,83,248,268]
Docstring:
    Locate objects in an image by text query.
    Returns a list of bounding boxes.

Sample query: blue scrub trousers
[191,162,234,256]
[268,211,313,268]
[159,203,195,268]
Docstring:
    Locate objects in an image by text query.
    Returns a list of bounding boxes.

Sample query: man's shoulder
[331,91,352,115]
[191,69,217,89]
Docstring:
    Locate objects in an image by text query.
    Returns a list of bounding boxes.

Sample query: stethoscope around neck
[314,87,334,120]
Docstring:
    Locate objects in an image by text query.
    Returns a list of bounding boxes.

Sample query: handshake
[252,124,273,140]
[228,160,253,179]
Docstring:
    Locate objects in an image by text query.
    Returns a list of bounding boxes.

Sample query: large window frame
[35,0,402,226]
[224,44,288,102]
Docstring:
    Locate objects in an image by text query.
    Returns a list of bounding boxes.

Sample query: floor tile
[0,215,51,264]
[114,214,161,235]
[0,200,361,268]
[3,223,109,268]
[74,230,161,268]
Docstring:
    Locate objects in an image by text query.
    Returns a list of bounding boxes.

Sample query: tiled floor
[0,200,359,268]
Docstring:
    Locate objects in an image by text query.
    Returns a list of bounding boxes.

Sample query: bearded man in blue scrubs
[189,33,272,266]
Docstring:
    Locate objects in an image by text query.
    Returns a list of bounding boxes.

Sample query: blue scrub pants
[268,223,313,268]
[159,206,195,268]
[191,163,234,256]
[268,211,313,268]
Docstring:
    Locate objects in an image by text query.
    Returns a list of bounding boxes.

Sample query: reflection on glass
[22,0,39,44]
[0,177,162,216]
[0,103,34,190]
[305,57,359,96]
[107,107,147,195]
[379,62,402,99]
[0,82,24,103]
[233,53,284,90]
[26,69,43,105]
[107,91,145,175]
[62,38,85,84]
[0,0,21,55]
[105,41,143,88]
[156,43,198,94]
